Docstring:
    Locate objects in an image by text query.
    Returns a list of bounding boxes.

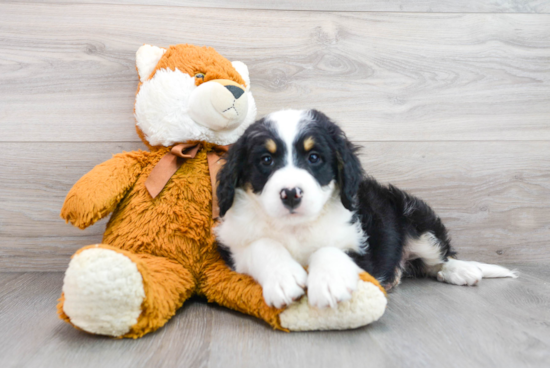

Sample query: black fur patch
[216,242,235,270]
[217,118,287,217]
[350,177,456,285]
[299,110,364,210]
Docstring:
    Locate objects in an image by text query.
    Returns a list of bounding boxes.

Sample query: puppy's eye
[261,154,273,166]
[195,73,205,79]
[308,153,321,164]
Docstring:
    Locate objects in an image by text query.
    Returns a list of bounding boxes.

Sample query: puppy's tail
[470,261,519,279]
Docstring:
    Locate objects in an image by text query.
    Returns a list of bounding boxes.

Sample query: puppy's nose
[280,188,303,211]
[225,85,244,99]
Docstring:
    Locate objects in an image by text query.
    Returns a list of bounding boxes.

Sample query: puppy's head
[217,109,363,222]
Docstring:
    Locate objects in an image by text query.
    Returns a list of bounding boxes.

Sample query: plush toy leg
[278,272,387,331]
[200,258,285,330]
[58,244,196,338]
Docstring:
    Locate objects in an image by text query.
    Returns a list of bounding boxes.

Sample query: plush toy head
[134,44,257,149]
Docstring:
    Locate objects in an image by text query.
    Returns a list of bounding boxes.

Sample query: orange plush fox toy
[57,44,387,338]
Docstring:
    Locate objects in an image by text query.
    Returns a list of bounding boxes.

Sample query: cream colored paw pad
[279,280,387,331]
[62,247,145,337]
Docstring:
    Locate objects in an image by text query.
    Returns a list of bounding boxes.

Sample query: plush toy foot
[62,245,145,337]
[279,273,387,331]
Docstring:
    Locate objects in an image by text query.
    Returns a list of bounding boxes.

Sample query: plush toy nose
[280,187,303,211]
[225,85,244,99]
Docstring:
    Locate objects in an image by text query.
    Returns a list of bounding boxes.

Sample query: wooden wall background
[1,1,549,271]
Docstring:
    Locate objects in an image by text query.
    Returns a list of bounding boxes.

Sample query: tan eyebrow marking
[266,139,277,153]
[304,136,315,151]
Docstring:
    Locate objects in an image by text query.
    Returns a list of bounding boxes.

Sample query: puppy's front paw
[262,262,307,309]
[307,257,360,309]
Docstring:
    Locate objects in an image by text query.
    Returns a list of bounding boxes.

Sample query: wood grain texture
[0,142,141,271]
[1,141,548,271]
[8,0,550,13]
[1,3,550,142]
[0,270,548,368]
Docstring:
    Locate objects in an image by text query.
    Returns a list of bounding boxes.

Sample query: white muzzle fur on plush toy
[188,79,249,131]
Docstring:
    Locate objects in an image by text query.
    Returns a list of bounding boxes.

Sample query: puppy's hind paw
[437,259,483,286]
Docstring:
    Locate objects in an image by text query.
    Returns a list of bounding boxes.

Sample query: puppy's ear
[311,110,364,210]
[334,130,363,211]
[217,135,248,217]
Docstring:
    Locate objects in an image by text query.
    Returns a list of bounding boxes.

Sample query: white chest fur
[216,189,366,265]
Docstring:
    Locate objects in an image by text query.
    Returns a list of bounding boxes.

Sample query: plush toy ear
[232,61,250,89]
[136,44,166,82]
[217,135,248,217]
[311,110,364,211]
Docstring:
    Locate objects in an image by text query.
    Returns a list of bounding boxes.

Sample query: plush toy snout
[188,79,249,131]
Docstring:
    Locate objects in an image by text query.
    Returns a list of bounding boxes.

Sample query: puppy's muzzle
[280,187,303,211]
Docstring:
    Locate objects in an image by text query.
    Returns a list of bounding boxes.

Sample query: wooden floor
[0,266,548,368]
[1,0,550,367]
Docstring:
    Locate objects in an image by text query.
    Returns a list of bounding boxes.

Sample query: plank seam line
[2,1,549,15]
[1,140,550,144]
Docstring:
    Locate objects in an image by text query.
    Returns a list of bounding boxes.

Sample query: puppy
[215,109,517,309]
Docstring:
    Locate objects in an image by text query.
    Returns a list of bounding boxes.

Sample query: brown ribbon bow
[144,143,230,219]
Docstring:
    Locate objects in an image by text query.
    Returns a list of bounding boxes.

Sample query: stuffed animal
[57,44,387,338]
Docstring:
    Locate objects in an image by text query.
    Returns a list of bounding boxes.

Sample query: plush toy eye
[195,73,205,79]
[261,154,273,166]
[308,153,321,164]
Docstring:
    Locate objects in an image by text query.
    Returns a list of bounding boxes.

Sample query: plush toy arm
[61,151,146,229]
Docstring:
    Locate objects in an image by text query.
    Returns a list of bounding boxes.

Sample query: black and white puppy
[215,109,517,309]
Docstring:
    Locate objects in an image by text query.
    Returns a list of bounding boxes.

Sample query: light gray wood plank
[22,301,214,368]
[1,141,548,271]
[1,3,550,142]
[0,141,142,238]
[0,235,106,271]
[8,0,550,14]
[0,269,548,368]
